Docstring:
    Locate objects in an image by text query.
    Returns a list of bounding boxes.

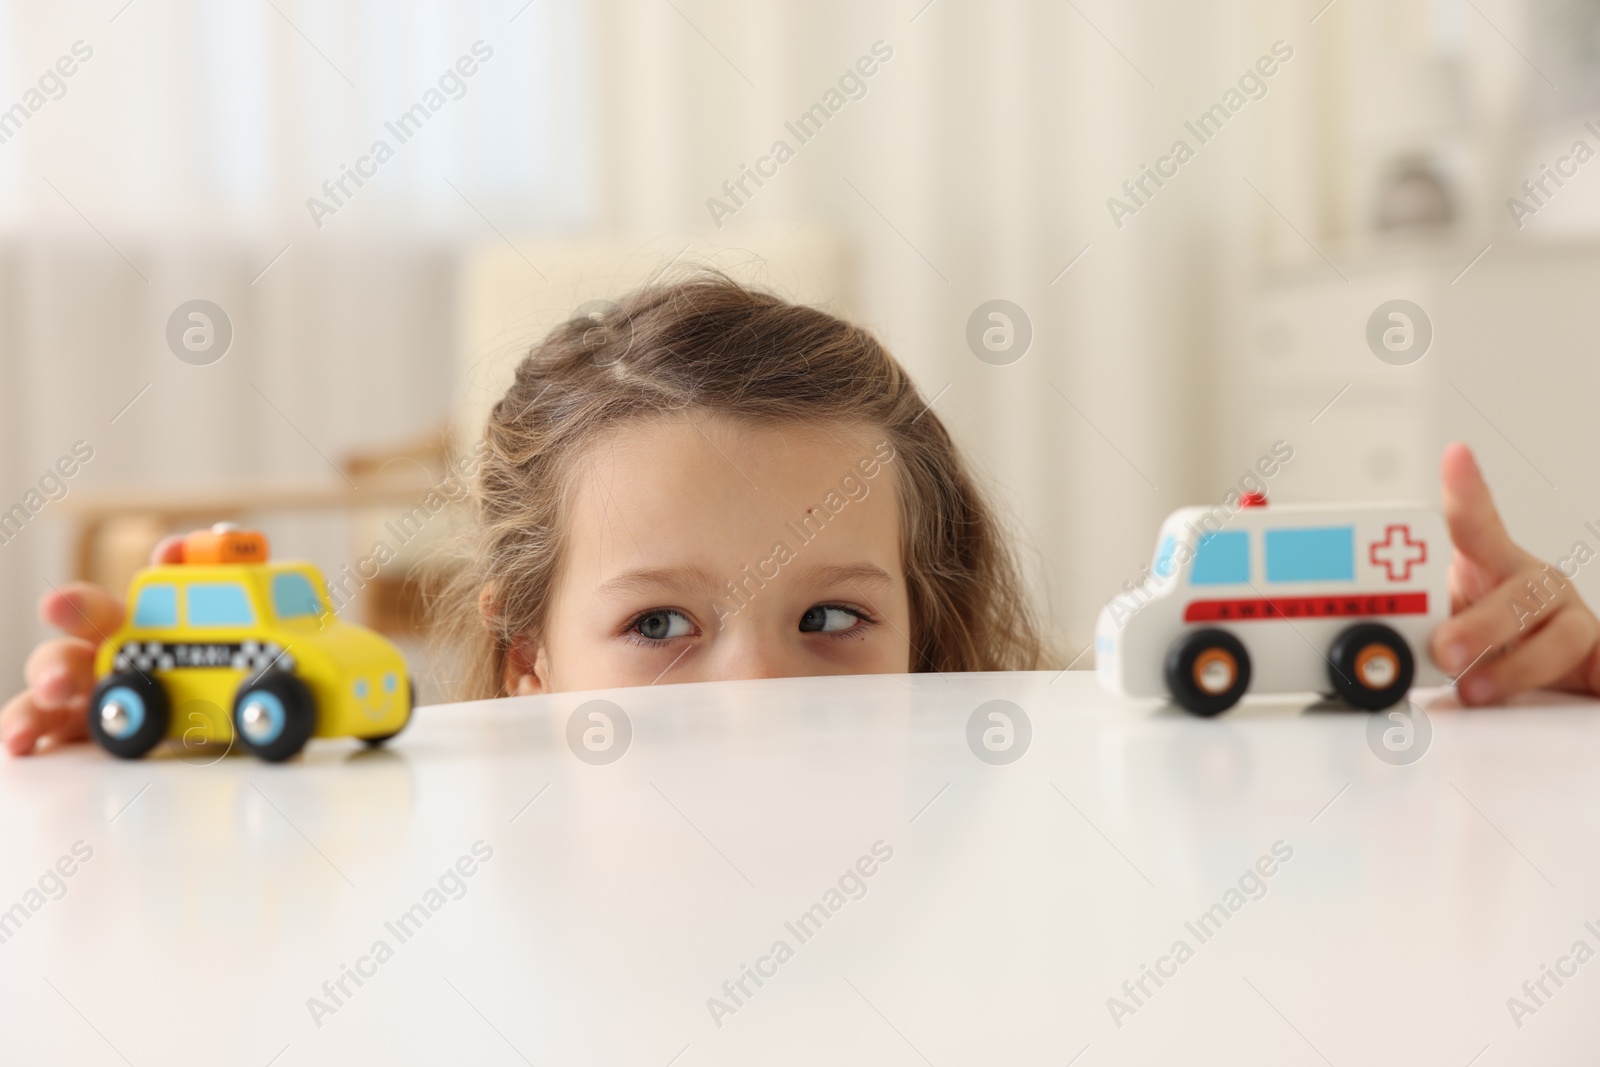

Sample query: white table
[2,671,1597,1065]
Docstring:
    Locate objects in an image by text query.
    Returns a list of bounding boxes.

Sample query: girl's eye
[799,605,866,634]
[630,609,694,642]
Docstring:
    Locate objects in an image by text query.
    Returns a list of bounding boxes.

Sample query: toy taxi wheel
[361,675,415,747]
[232,672,315,762]
[1329,623,1414,711]
[88,671,170,759]
[1164,629,1252,716]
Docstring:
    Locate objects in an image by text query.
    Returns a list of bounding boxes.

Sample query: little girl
[4,273,1598,754]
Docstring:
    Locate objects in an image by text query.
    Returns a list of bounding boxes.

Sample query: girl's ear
[503,635,552,696]
[482,584,552,695]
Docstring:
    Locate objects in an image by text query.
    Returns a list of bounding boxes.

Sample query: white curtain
[0,0,591,679]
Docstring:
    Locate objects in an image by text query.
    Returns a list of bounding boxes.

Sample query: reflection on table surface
[1,671,1596,1065]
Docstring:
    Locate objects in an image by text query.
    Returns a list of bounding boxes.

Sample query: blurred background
[3,0,1600,693]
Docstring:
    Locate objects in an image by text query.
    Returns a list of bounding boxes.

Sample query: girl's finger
[34,535,181,647]
[0,692,36,755]
[1458,605,1600,705]
[151,535,186,564]
[23,638,99,709]
[38,583,125,644]
[1440,443,1530,582]
[34,695,92,750]
[9,536,193,758]
[1431,562,1576,673]
[1,691,89,756]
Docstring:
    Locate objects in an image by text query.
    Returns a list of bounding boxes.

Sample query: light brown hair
[441,271,1047,699]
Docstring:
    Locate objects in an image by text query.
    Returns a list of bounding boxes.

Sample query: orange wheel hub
[1354,643,1399,690]
[1193,648,1238,695]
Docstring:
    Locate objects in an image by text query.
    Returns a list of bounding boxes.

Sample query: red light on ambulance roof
[1240,491,1268,508]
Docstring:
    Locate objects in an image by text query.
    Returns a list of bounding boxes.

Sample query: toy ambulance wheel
[88,671,170,759]
[232,672,315,762]
[1328,623,1414,711]
[1165,629,1252,716]
[361,676,415,747]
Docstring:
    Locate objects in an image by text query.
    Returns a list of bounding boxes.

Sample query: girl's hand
[1430,444,1600,705]
[1,536,185,756]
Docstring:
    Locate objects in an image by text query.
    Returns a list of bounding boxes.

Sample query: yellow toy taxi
[89,525,413,762]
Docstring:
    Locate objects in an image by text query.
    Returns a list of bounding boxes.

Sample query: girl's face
[505,416,913,693]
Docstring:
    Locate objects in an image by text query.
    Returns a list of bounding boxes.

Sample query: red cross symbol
[1369,524,1427,581]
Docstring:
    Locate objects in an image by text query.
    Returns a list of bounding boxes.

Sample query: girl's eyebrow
[592,561,891,600]
[794,563,893,590]
[593,564,719,600]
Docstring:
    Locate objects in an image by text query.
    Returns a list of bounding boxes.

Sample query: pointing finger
[1440,443,1529,582]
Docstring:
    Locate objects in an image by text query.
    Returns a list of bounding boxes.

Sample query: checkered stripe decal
[112,640,295,675]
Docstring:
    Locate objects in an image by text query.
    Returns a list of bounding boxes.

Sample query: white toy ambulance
[1096,495,1450,715]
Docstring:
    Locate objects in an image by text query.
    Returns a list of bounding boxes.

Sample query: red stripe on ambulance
[1183,592,1429,623]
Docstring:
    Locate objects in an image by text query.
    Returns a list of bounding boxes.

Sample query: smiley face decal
[353,672,401,720]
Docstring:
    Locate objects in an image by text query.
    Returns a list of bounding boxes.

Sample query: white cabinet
[1229,241,1600,572]
[1231,248,1458,505]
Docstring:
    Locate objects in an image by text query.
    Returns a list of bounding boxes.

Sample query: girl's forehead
[585,416,886,497]
[564,416,901,574]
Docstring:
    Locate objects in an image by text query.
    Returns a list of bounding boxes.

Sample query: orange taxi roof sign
[183,525,269,564]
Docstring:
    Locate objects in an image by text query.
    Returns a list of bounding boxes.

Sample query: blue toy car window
[272,572,324,619]
[186,582,256,626]
[1153,535,1178,578]
[1265,526,1354,582]
[133,583,178,627]
[1190,531,1249,585]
